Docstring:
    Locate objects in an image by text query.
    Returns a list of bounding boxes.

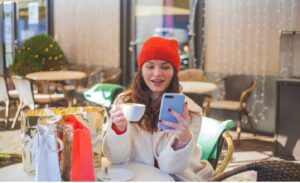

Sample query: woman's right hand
[109,105,128,131]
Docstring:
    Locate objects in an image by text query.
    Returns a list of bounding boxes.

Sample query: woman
[102,37,214,181]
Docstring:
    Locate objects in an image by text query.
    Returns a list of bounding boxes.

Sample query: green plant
[11,34,69,76]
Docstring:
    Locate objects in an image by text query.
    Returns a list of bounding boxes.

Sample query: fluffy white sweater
[102,95,214,181]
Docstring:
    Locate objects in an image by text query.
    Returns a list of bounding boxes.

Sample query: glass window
[135,0,191,70]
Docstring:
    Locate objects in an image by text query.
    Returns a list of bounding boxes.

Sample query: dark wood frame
[120,0,205,85]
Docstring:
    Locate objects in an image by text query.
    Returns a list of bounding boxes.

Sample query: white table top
[180,81,217,94]
[0,160,174,181]
[26,71,87,81]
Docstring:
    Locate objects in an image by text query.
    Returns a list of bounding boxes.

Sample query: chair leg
[4,101,10,128]
[245,111,256,136]
[203,97,211,116]
[11,102,23,129]
[236,113,242,143]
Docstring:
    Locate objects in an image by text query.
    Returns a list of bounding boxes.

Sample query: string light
[214,0,224,100]
[203,0,299,124]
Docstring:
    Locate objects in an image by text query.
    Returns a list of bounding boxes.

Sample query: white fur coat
[102,95,214,181]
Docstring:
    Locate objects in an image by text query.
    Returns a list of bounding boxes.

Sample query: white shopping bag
[31,124,63,181]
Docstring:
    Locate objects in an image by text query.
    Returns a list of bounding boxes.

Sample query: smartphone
[158,93,185,130]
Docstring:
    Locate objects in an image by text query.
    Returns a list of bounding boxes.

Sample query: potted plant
[11,34,69,76]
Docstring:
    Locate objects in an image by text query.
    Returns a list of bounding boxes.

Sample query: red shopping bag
[64,115,95,181]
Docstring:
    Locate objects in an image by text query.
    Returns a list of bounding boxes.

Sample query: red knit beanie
[138,37,180,72]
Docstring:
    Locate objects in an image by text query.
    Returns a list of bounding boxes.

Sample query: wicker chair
[67,67,122,106]
[178,69,210,114]
[178,68,206,81]
[11,76,68,128]
[0,75,19,128]
[210,160,300,181]
[100,67,122,84]
[204,75,256,142]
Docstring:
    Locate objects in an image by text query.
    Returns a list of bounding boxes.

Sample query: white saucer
[96,167,134,181]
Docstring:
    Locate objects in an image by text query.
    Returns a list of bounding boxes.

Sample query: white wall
[205,0,300,76]
[53,0,120,68]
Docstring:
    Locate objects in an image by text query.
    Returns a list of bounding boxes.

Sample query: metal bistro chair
[210,160,300,181]
[178,69,210,115]
[100,67,122,84]
[178,68,207,82]
[75,67,122,106]
[65,67,103,106]
[0,75,19,128]
[11,76,68,129]
[204,74,256,142]
[198,117,235,177]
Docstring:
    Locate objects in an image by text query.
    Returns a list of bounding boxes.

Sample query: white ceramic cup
[122,103,146,122]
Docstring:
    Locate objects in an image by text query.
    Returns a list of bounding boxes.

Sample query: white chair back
[12,76,35,108]
[0,75,9,102]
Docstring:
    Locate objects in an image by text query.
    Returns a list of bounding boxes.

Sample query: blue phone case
[158,93,185,130]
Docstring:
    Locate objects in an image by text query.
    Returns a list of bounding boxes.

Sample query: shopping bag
[31,123,63,181]
[64,115,95,181]
[59,123,74,181]
[20,106,106,180]
[21,117,37,175]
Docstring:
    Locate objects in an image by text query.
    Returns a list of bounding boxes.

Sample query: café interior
[0,0,300,181]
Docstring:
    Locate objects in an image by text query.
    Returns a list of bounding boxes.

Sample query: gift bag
[31,123,63,181]
[21,119,37,175]
[20,106,106,180]
[59,123,74,181]
[64,115,95,181]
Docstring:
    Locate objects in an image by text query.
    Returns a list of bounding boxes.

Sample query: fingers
[168,108,188,126]
[159,120,184,130]
[110,109,123,120]
[109,105,121,116]
[183,101,189,119]
[163,129,179,136]
[110,105,128,129]
[113,115,126,123]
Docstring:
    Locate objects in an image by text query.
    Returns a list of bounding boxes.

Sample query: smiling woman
[142,60,174,96]
[102,37,214,181]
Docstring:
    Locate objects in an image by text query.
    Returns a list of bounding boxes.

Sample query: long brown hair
[119,69,180,132]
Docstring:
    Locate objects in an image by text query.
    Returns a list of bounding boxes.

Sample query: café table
[0,159,174,181]
[179,81,217,94]
[26,71,87,106]
[26,70,87,81]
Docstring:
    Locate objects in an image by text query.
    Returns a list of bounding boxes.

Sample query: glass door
[2,1,15,72]
[0,2,4,74]
[128,0,193,80]
[0,0,48,74]
[15,0,48,47]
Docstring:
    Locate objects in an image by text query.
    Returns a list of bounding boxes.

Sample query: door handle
[129,39,141,52]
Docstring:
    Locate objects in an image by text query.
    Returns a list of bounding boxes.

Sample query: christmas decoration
[11,34,68,76]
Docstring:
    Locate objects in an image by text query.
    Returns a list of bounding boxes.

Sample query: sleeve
[111,123,127,135]
[102,121,132,164]
[102,93,132,164]
[157,113,202,174]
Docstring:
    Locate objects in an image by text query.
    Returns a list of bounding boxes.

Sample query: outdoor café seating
[210,160,300,181]
[204,74,257,142]
[1,0,300,181]
[198,117,235,176]
[0,75,16,128]
[10,76,68,129]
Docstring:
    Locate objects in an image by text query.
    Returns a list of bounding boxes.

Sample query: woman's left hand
[159,102,192,150]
